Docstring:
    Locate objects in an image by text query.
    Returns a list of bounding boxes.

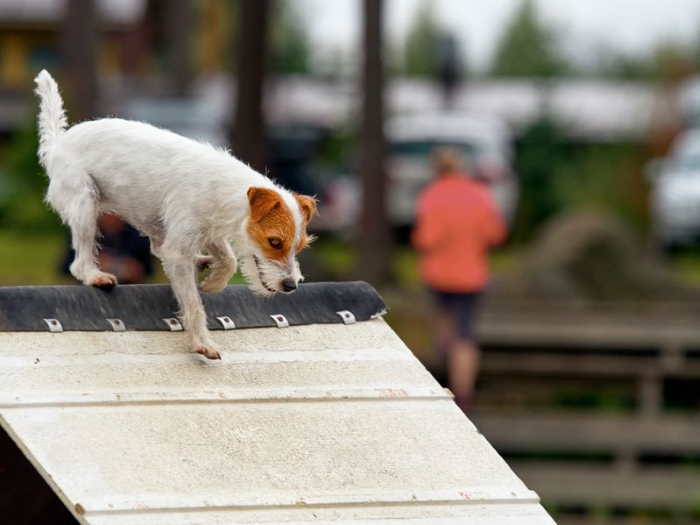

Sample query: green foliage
[670,250,700,286]
[226,0,311,75]
[552,142,649,230]
[553,385,635,412]
[511,117,648,242]
[270,0,311,75]
[0,120,62,233]
[0,230,66,285]
[598,54,656,80]
[600,41,694,80]
[315,126,355,168]
[511,118,567,241]
[403,0,442,77]
[490,0,568,78]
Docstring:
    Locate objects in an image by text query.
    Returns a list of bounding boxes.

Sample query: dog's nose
[281,278,297,293]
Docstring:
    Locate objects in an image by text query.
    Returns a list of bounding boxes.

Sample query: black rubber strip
[0,281,387,332]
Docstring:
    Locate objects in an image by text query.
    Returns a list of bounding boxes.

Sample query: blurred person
[62,214,154,285]
[412,147,506,411]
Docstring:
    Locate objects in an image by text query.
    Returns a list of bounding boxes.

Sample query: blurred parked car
[315,111,518,234]
[123,97,227,147]
[125,97,326,198]
[649,129,700,247]
[267,123,327,196]
[680,76,700,129]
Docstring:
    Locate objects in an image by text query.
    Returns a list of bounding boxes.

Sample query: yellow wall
[198,0,231,74]
[0,34,28,87]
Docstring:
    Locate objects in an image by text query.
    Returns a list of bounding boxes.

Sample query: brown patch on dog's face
[294,193,317,252]
[247,187,296,261]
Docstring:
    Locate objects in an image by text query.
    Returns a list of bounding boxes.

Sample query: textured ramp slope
[0,285,554,524]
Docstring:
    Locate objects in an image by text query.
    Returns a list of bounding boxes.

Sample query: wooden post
[358,0,391,286]
[231,0,270,173]
[163,0,193,96]
[61,0,99,121]
[638,370,662,418]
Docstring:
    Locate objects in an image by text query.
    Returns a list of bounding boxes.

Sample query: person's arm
[481,195,507,247]
[412,198,450,252]
[470,187,507,247]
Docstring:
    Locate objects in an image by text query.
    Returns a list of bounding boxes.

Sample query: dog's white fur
[34,70,307,359]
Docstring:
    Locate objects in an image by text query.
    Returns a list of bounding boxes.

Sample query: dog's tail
[34,69,68,168]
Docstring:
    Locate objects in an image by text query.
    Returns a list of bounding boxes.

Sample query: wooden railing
[471,302,700,523]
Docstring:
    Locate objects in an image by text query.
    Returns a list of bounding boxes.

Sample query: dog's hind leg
[199,241,237,293]
[160,240,221,359]
[48,167,117,289]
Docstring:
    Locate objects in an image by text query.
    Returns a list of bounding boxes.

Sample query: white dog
[34,70,316,360]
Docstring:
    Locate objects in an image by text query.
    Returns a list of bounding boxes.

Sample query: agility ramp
[0,282,554,524]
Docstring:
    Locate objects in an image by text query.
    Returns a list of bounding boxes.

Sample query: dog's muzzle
[281,278,297,293]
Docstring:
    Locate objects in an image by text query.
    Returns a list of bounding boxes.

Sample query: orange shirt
[412,174,506,293]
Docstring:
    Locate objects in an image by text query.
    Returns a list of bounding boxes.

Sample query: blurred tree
[598,53,655,80]
[652,42,693,81]
[231,0,270,172]
[61,0,99,121]
[403,0,441,77]
[403,1,464,106]
[437,33,463,109]
[511,119,650,242]
[600,42,693,80]
[270,0,311,75]
[0,0,98,232]
[0,120,60,233]
[490,0,567,78]
[510,118,567,242]
[359,0,391,285]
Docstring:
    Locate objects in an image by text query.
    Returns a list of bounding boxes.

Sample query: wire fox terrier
[34,70,316,360]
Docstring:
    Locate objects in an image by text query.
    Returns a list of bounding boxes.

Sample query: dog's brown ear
[247,187,281,222]
[294,194,317,224]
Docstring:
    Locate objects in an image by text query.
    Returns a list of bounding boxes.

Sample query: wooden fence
[471,301,700,523]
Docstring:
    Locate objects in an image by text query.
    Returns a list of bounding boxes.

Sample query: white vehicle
[649,130,700,247]
[123,98,227,147]
[316,111,518,232]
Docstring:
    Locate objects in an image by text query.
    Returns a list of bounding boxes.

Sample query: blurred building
[0,0,145,89]
[0,0,663,143]
[223,77,656,143]
[0,0,664,146]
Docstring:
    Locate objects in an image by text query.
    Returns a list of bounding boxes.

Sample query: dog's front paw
[196,255,214,271]
[199,277,228,294]
[194,343,221,360]
[86,272,118,290]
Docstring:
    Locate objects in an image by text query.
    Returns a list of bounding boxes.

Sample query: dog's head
[240,186,317,296]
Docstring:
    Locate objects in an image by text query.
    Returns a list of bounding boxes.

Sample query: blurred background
[2,0,700,523]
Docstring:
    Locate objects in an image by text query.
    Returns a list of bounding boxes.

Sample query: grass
[311,238,354,278]
[0,229,292,286]
[669,252,700,286]
[0,230,68,285]
[1,227,694,294]
[0,229,526,290]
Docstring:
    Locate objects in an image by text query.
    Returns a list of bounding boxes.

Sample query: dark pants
[431,289,482,342]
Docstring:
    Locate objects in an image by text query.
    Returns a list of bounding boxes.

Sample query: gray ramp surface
[0,282,555,524]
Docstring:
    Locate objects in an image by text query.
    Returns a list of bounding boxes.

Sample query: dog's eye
[268,237,283,249]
